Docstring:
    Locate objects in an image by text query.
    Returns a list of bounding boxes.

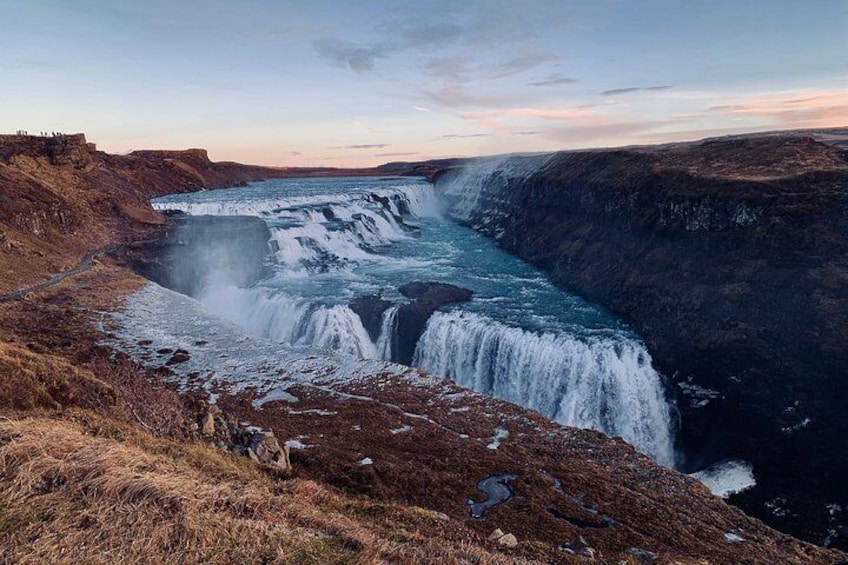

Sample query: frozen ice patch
[691,459,756,498]
[253,387,299,408]
[487,427,509,450]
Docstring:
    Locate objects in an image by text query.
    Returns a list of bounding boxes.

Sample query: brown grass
[0,343,117,412]
[0,413,533,564]
[0,343,187,438]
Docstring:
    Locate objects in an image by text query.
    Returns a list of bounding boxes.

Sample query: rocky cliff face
[434,131,848,549]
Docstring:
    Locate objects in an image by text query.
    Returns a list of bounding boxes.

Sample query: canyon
[434,130,848,549]
[0,131,846,563]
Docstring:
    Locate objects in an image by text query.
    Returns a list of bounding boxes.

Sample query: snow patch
[288,408,337,416]
[691,459,756,498]
[487,427,509,450]
[781,417,811,434]
[724,533,745,543]
[253,387,299,408]
[390,424,414,435]
[359,457,373,465]
[285,437,314,450]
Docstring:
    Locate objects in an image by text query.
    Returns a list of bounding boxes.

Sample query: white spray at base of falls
[413,311,676,467]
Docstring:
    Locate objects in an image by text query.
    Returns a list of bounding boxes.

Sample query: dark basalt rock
[395,281,473,365]
[433,133,848,549]
[399,281,474,303]
[350,294,393,343]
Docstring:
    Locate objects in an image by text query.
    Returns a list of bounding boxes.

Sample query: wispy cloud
[545,121,666,143]
[424,85,508,109]
[346,143,390,149]
[529,73,578,87]
[489,52,558,79]
[601,85,671,96]
[439,133,492,140]
[386,21,464,48]
[413,106,431,112]
[705,89,848,128]
[513,130,541,135]
[313,39,388,73]
[426,52,556,82]
[496,106,596,120]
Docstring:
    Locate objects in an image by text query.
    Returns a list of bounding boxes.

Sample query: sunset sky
[2,0,847,167]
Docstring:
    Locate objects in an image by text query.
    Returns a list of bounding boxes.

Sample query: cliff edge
[434,128,848,549]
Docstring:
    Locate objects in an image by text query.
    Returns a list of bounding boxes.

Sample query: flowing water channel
[152,176,677,466]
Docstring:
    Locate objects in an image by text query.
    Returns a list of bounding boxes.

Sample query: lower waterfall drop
[375,306,399,361]
[413,311,676,467]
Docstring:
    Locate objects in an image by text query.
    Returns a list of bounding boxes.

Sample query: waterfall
[435,154,555,222]
[154,183,441,274]
[153,177,679,467]
[375,306,399,360]
[413,311,676,466]
[201,286,377,359]
[152,183,440,219]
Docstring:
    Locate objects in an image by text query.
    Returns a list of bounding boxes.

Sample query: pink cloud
[707,89,848,128]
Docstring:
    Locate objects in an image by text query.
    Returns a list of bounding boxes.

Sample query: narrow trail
[0,246,115,303]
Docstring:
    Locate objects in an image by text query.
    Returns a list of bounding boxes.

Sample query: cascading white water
[413,311,676,466]
[375,306,399,360]
[154,184,441,274]
[436,154,555,223]
[201,285,377,359]
[152,183,440,219]
[153,176,679,467]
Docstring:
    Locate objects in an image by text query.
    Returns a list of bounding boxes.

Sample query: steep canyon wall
[434,132,848,547]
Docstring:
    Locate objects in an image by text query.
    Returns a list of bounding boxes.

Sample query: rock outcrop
[349,294,393,342]
[395,282,473,365]
[434,129,848,549]
[0,133,432,293]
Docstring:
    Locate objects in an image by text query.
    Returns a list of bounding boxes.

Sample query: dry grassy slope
[0,412,526,565]
[0,264,843,564]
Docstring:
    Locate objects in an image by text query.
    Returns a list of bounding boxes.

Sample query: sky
[1,0,847,167]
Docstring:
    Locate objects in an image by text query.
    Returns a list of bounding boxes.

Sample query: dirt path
[0,247,113,303]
